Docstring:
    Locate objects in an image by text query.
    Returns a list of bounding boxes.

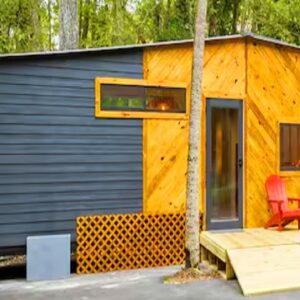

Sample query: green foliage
[0,0,299,53]
[0,0,52,53]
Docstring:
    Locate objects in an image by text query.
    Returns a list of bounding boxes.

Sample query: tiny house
[0,33,300,252]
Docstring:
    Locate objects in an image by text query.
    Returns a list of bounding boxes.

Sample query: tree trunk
[81,0,91,47]
[165,0,171,30]
[188,0,195,37]
[79,0,83,41]
[90,0,97,43]
[208,0,217,36]
[31,1,40,51]
[232,0,240,34]
[47,0,52,50]
[153,0,163,40]
[59,0,79,50]
[185,0,207,269]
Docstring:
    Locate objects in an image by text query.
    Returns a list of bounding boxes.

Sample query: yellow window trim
[95,77,190,119]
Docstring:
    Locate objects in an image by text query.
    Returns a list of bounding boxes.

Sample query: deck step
[200,246,235,280]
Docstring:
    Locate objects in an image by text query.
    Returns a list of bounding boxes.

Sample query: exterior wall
[0,50,143,248]
[143,44,191,213]
[143,38,300,229]
[143,40,246,226]
[1,37,298,250]
[246,40,300,227]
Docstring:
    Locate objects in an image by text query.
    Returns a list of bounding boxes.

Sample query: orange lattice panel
[76,213,186,274]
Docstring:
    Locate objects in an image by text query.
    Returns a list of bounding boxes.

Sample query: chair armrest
[288,198,300,202]
[288,198,300,208]
[268,200,284,203]
[268,200,284,214]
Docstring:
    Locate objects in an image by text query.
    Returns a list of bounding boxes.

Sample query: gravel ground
[0,256,25,267]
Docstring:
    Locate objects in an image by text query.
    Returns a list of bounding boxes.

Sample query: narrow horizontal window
[95,78,188,119]
[101,84,186,113]
[280,123,300,170]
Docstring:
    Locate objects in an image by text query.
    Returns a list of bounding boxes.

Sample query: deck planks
[200,228,300,295]
[201,228,299,250]
[228,245,300,296]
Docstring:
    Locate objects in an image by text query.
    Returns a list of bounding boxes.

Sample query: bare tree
[185,0,207,269]
[59,0,79,50]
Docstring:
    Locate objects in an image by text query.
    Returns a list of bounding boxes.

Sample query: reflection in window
[280,124,300,170]
[211,107,238,220]
[101,84,186,113]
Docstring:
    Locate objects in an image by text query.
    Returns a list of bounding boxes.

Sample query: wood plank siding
[143,38,300,229]
[143,40,246,221]
[246,40,300,227]
[0,50,143,249]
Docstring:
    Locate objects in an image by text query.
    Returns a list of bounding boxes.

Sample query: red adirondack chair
[265,175,300,231]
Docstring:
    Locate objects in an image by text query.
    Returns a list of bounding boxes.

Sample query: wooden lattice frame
[77,213,192,274]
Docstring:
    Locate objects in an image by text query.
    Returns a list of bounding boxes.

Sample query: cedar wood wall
[143,38,300,228]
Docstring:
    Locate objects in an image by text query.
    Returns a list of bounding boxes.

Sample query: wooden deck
[200,228,300,295]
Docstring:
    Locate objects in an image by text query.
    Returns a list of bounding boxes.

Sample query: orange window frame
[95,77,190,119]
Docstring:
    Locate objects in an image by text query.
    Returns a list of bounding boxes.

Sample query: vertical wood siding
[0,50,143,248]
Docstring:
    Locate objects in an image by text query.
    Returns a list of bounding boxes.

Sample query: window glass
[145,87,185,112]
[280,124,300,170]
[101,84,186,113]
[101,84,145,110]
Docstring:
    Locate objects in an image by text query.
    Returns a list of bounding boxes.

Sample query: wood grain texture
[77,213,186,273]
[201,228,298,253]
[143,44,192,214]
[143,40,246,219]
[246,41,300,227]
[143,119,189,213]
[143,38,300,229]
[200,226,300,295]
[228,245,300,296]
[200,227,300,285]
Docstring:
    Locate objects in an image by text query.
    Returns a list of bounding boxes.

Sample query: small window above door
[95,78,189,119]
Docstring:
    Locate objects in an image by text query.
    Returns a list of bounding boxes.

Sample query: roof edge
[0,33,299,60]
[244,32,300,50]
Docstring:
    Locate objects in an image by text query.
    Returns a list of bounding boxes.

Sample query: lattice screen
[77,213,192,274]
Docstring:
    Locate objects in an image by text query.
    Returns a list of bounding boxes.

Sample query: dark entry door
[206,99,243,230]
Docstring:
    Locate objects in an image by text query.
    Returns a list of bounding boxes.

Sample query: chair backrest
[265,175,288,214]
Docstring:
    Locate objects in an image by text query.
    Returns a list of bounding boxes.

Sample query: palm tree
[185,0,207,269]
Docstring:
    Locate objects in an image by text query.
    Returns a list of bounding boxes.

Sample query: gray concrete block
[26,234,71,281]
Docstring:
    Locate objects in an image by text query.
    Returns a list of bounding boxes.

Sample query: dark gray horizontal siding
[0,190,141,205]
[0,64,141,80]
[0,181,141,194]
[0,50,143,249]
[0,163,141,174]
[0,125,141,135]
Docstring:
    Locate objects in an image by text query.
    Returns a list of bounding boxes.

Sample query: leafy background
[0,0,299,54]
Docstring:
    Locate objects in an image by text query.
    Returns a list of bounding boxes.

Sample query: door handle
[238,158,243,168]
